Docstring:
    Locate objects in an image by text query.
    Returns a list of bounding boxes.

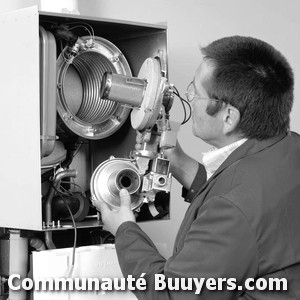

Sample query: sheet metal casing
[0,6,167,230]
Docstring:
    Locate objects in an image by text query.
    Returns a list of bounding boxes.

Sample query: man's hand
[94,189,136,236]
[135,130,183,164]
[135,130,198,189]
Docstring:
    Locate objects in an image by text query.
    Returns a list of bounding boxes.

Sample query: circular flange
[90,158,143,210]
[56,36,132,139]
[130,58,163,130]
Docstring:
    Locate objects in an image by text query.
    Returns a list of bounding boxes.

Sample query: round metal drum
[130,57,163,130]
[90,157,143,210]
[56,36,132,139]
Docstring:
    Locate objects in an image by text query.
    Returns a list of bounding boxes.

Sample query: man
[95,36,300,299]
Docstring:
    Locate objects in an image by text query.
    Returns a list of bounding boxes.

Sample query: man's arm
[114,196,258,300]
[166,140,200,190]
[93,160,206,236]
[135,132,200,190]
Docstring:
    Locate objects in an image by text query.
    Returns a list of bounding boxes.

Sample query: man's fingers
[93,198,109,213]
[136,130,142,142]
[135,130,143,150]
[135,143,142,150]
[119,189,132,209]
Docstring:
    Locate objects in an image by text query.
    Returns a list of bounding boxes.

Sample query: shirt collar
[202,138,248,179]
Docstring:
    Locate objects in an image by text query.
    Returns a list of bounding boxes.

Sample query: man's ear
[222,105,240,135]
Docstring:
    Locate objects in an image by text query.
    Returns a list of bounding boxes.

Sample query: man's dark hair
[201,36,294,140]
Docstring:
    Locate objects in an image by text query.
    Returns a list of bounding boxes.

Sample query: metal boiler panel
[0,6,42,230]
[0,6,167,231]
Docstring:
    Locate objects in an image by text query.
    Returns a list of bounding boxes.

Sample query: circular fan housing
[90,157,143,210]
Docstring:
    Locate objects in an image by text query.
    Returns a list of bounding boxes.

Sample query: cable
[174,88,187,123]
[60,180,77,189]
[173,85,191,124]
[68,25,93,40]
[173,85,192,125]
[52,185,77,270]
[72,141,85,158]
[57,184,73,196]
[64,22,95,40]
[60,180,85,196]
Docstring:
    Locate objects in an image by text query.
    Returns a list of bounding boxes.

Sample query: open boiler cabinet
[0,4,171,277]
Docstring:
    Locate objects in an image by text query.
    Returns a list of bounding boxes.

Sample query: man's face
[190,60,225,147]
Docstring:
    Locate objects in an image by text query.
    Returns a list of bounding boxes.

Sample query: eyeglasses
[185,81,222,103]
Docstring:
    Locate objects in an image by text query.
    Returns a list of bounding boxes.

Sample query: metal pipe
[29,238,46,251]
[44,231,55,250]
[44,169,77,249]
[100,72,146,107]
[8,230,28,300]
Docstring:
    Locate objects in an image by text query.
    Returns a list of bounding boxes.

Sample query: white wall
[2,0,300,257]
[0,0,37,12]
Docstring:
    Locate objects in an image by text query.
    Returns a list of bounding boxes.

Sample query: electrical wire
[52,185,77,270]
[173,85,192,125]
[60,180,85,195]
[58,184,73,196]
[68,25,94,40]
[64,22,95,40]
[173,85,191,124]
[72,141,85,158]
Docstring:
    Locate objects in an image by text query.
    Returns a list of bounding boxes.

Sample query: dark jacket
[115,132,300,299]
